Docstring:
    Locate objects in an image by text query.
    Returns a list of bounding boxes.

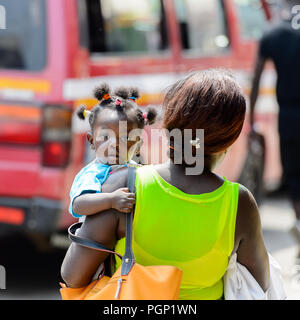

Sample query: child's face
[87,109,142,165]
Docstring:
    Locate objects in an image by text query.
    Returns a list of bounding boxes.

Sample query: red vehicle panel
[0,0,279,242]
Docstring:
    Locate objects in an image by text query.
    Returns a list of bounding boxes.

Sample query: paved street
[260,196,300,300]
[0,195,299,300]
[0,233,65,300]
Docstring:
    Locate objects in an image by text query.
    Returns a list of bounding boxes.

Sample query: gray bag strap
[68,222,123,259]
[121,165,137,276]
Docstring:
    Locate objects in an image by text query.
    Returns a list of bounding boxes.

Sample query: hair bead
[83,109,91,119]
[78,83,157,133]
[103,93,111,100]
[76,105,91,120]
[83,109,87,119]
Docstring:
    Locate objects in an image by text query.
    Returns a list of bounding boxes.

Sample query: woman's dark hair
[163,69,246,156]
[76,83,157,131]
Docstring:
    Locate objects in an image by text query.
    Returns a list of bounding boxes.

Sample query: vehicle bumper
[0,197,61,235]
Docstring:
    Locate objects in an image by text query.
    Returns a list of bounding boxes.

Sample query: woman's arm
[233,185,270,292]
[61,210,121,287]
[61,168,128,287]
[249,54,267,126]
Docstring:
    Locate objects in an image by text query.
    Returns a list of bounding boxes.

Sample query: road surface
[0,195,299,300]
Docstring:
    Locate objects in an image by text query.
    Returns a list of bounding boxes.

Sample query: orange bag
[60,166,183,300]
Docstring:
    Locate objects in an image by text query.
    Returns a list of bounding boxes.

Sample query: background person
[249,0,300,241]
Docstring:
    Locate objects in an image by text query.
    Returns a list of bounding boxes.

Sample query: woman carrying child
[61,70,270,300]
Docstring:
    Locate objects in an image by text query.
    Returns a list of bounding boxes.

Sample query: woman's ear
[87,132,95,150]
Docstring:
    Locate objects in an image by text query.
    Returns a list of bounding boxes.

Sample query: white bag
[224,253,287,300]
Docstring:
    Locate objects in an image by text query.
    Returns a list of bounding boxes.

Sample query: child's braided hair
[77,83,157,131]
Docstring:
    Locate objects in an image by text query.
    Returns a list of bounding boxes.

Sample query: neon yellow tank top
[114,164,239,300]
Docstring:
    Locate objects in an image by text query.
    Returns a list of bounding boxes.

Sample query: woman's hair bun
[146,107,157,125]
[93,83,110,101]
[76,105,86,120]
[114,86,130,100]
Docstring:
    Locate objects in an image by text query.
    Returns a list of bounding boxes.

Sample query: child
[69,83,157,220]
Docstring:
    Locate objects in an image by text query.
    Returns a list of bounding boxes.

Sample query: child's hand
[111,188,136,213]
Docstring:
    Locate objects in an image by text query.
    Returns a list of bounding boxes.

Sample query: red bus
[0,0,279,246]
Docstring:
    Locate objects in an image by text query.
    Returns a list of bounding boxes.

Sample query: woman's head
[77,83,157,165]
[163,69,246,169]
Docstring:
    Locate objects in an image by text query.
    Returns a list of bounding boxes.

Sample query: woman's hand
[111,188,136,213]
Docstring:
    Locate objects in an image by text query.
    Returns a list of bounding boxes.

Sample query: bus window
[0,0,46,71]
[82,0,168,55]
[174,0,229,56]
[234,0,267,40]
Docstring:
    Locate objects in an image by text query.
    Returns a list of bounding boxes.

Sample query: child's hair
[76,83,157,131]
[163,69,246,156]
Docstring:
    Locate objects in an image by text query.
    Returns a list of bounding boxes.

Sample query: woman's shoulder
[237,184,258,209]
[135,164,156,179]
[136,164,173,187]
[101,167,129,193]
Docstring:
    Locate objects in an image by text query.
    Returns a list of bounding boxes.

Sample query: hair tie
[115,98,122,106]
[83,109,91,119]
[142,113,148,125]
[103,93,111,100]
[129,96,136,101]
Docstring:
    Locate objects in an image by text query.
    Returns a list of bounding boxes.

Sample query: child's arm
[72,188,135,216]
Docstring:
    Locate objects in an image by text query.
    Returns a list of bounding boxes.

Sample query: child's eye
[99,134,109,141]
